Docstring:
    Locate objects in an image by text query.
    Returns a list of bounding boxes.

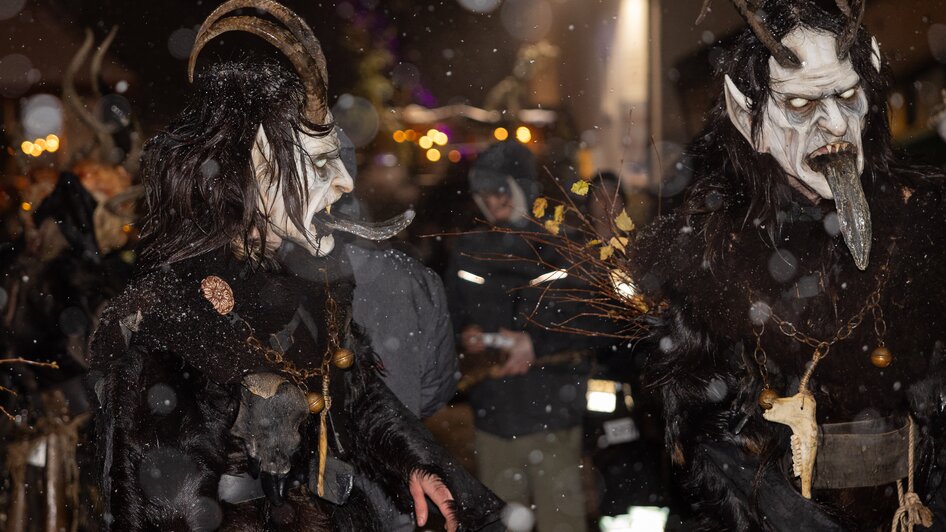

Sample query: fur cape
[632,163,946,530]
[88,249,503,531]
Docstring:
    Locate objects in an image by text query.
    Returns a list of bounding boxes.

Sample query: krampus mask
[719,0,881,270]
[185,0,411,259]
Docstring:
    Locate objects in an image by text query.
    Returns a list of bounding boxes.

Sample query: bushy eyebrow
[772,81,861,102]
[308,148,339,160]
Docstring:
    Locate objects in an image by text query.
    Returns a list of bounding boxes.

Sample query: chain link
[750,262,890,389]
[236,274,346,390]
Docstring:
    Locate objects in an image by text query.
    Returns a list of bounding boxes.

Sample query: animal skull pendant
[762,390,818,498]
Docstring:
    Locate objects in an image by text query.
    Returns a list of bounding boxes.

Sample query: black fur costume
[89,247,502,530]
[630,2,946,530]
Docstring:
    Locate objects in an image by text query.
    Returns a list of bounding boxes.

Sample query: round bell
[332,347,354,369]
[758,388,779,410]
[870,346,893,368]
[306,392,325,414]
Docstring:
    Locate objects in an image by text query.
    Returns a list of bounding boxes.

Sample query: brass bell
[870,346,893,368]
[306,392,325,414]
[758,388,779,410]
[332,347,354,369]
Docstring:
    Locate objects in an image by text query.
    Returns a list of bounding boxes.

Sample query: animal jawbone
[762,390,819,499]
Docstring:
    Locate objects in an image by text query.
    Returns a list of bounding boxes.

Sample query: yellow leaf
[609,236,629,253]
[532,197,548,218]
[553,204,565,223]
[586,239,602,247]
[544,220,561,235]
[615,209,635,232]
[599,245,614,261]
[570,180,590,196]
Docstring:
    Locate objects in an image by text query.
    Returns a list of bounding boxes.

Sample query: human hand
[460,324,485,354]
[410,471,457,532]
[496,328,535,377]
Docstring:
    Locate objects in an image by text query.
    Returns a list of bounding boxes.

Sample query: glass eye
[788,97,811,109]
[839,87,857,99]
[314,158,328,169]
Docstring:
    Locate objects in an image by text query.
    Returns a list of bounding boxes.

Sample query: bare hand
[495,328,535,377]
[410,471,457,532]
[460,324,485,354]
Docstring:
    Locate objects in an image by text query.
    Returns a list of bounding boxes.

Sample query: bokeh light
[20,141,32,154]
[332,94,380,148]
[448,149,462,163]
[393,130,406,143]
[418,136,434,149]
[433,131,449,146]
[0,54,35,98]
[21,94,64,140]
[501,0,553,42]
[167,27,196,60]
[426,148,441,162]
[516,126,532,143]
[494,127,509,141]
[0,0,27,21]
[45,134,59,152]
[457,0,502,14]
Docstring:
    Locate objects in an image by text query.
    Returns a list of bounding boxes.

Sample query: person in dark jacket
[445,140,590,532]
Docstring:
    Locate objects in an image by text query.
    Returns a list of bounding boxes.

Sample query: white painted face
[724,28,874,200]
[251,115,354,257]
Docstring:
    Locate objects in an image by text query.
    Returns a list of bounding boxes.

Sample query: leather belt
[811,416,911,490]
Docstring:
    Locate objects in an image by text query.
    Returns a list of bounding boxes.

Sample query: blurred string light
[394,126,460,162]
[21,134,60,157]
[493,127,509,141]
[20,202,31,212]
[515,126,532,143]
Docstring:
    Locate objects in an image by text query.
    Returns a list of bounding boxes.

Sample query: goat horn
[90,25,118,102]
[64,29,115,161]
[188,0,328,124]
[731,0,801,68]
[837,0,865,58]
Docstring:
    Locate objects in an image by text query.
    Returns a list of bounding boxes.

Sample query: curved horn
[730,0,800,68]
[188,1,328,124]
[90,25,119,102]
[836,0,865,58]
[64,29,115,161]
[193,0,326,82]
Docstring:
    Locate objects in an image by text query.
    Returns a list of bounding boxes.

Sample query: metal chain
[236,274,346,389]
[241,320,323,388]
[750,262,890,390]
[753,324,770,387]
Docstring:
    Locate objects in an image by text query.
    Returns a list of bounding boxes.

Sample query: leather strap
[813,417,911,490]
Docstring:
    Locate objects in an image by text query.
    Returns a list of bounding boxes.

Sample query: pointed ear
[870,37,881,73]
[723,74,757,149]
